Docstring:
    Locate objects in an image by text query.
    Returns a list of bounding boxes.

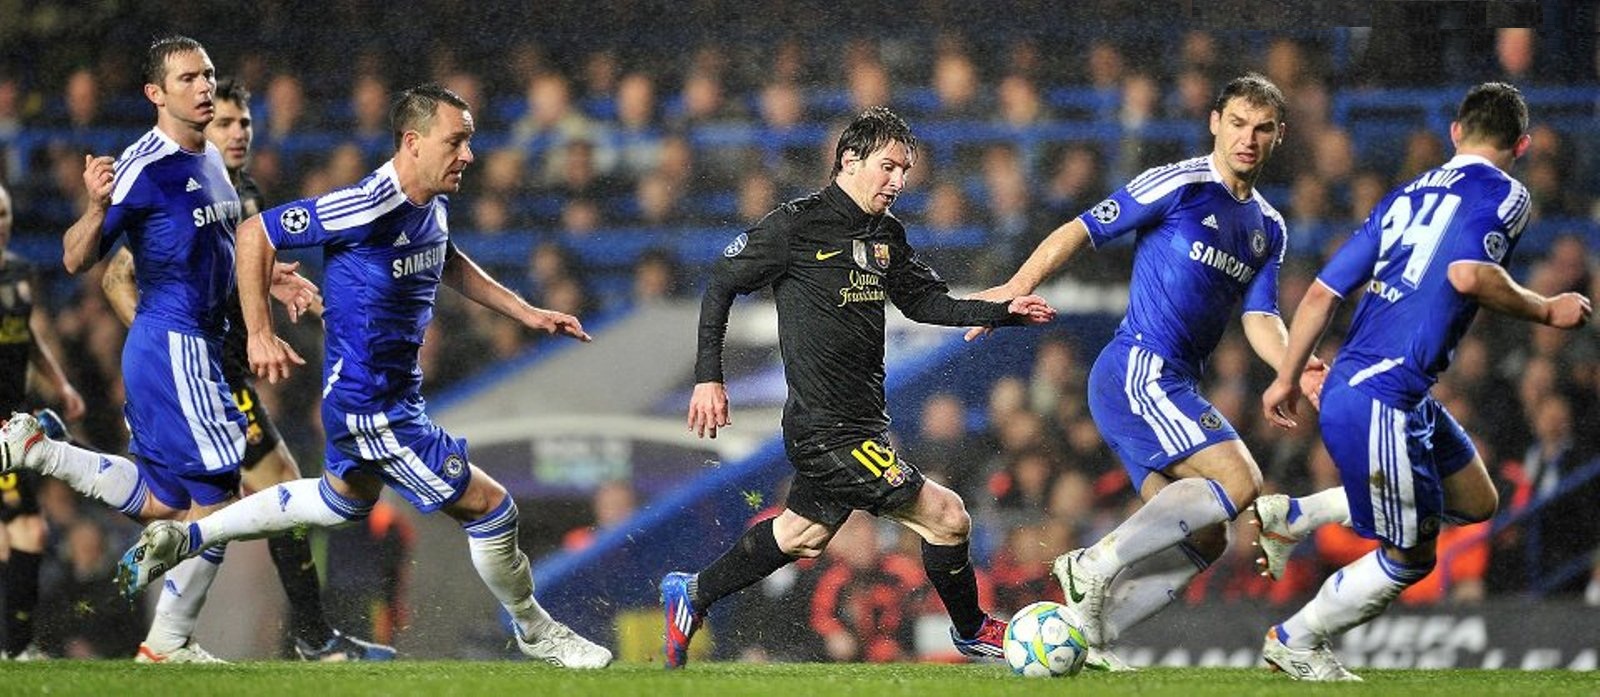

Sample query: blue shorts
[1088,338,1239,491]
[1319,381,1476,550]
[323,393,471,513]
[140,457,240,509]
[122,322,247,506]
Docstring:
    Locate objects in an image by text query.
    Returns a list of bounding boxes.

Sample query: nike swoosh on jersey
[815,249,843,260]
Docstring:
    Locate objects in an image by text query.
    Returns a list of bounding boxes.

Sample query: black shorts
[231,383,283,469]
[785,434,925,529]
[0,470,40,522]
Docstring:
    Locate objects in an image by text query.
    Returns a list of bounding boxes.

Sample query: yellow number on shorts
[849,440,895,478]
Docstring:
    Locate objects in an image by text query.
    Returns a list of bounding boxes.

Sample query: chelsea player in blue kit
[1255,83,1590,681]
[0,36,260,663]
[118,84,612,668]
[969,74,1324,669]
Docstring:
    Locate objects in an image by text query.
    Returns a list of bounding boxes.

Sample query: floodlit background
[0,1,1596,667]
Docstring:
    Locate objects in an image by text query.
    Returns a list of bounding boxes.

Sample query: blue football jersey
[1319,154,1531,409]
[1081,155,1287,378]
[260,162,450,413]
[102,128,241,335]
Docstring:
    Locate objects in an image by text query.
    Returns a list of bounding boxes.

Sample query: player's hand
[268,261,321,323]
[963,284,1022,341]
[528,308,592,342]
[687,381,731,439]
[1262,377,1302,430]
[1299,355,1329,412]
[81,155,114,210]
[1545,293,1593,330]
[247,331,305,384]
[56,381,86,422]
[1007,294,1056,325]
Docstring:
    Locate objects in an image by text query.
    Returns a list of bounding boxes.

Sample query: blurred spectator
[514,72,597,185]
[1396,127,1447,184]
[611,72,663,183]
[634,172,688,228]
[905,392,984,500]
[808,513,924,663]
[469,194,516,236]
[631,247,683,304]
[931,51,987,120]
[36,519,143,658]
[347,73,389,147]
[736,172,777,225]
[263,73,309,142]
[559,197,604,237]
[846,60,891,112]
[562,480,638,551]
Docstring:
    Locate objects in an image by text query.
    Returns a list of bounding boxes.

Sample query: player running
[1258,82,1589,681]
[966,74,1322,669]
[663,106,1056,669]
[116,83,611,669]
[100,77,391,661]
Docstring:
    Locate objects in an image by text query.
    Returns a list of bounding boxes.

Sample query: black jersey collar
[821,182,880,229]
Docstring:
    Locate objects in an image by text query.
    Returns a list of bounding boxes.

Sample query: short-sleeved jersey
[261,161,448,414]
[0,252,38,412]
[102,128,241,335]
[695,183,1015,460]
[1318,154,1531,410]
[1080,155,1287,378]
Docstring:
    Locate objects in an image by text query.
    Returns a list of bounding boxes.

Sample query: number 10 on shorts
[851,440,907,485]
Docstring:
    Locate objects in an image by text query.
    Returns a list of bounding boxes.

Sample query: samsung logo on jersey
[1189,241,1255,284]
[1404,170,1465,193]
[392,242,447,278]
[192,200,241,227]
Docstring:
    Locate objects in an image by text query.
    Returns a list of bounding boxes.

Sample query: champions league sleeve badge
[280,206,311,234]
[723,233,748,257]
[1090,198,1120,224]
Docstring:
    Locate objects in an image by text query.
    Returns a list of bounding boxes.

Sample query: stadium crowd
[1,7,1598,659]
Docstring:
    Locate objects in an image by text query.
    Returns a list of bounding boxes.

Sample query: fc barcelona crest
[872,243,890,269]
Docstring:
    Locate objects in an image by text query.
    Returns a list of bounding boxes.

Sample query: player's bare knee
[782,525,832,558]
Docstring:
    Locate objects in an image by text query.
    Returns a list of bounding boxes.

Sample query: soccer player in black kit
[662,107,1056,667]
[0,182,85,660]
[100,78,392,662]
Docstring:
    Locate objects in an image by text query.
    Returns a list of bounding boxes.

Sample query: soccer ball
[1003,601,1089,678]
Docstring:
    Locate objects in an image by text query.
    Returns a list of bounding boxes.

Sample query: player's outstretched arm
[687,381,731,440]
[1263,281,1341,430]
[238,214,304,383]
[1448,261,1593,329]
[27,300,85,421]
[62,155,114,275]
[964,218,1091,340]
[442,243,591,342]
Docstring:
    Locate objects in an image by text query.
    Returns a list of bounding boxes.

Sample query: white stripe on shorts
[1125,347,1205,457]
[168,332,244,471]
[1367,400,1418,547]
[344,411,455,505]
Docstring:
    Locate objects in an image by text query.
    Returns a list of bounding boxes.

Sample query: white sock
[1275,549,1430,649]
[35,440,146,516]
[1102,541,1215,643]
[464,497,553,638]
[143,546,226,652]
[1286,487,1351,537]
[1081,478,1237,577]
[189,478,371,554]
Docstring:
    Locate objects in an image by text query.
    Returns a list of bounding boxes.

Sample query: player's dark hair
[832,106,916,177]
[391,83,471,149]
[1212,72,1287,122]
[142,35,206,86]
[1456,82,1528,150]
[214,77,251,109]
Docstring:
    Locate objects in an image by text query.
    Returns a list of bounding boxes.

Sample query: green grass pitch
[5,661,1597,696]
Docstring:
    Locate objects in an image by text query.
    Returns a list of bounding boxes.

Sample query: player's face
[204,99,253,171]
[415,105,475,196]
[1209,97,1283,184]
[838,139,913,216]
[151,49,218,129]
